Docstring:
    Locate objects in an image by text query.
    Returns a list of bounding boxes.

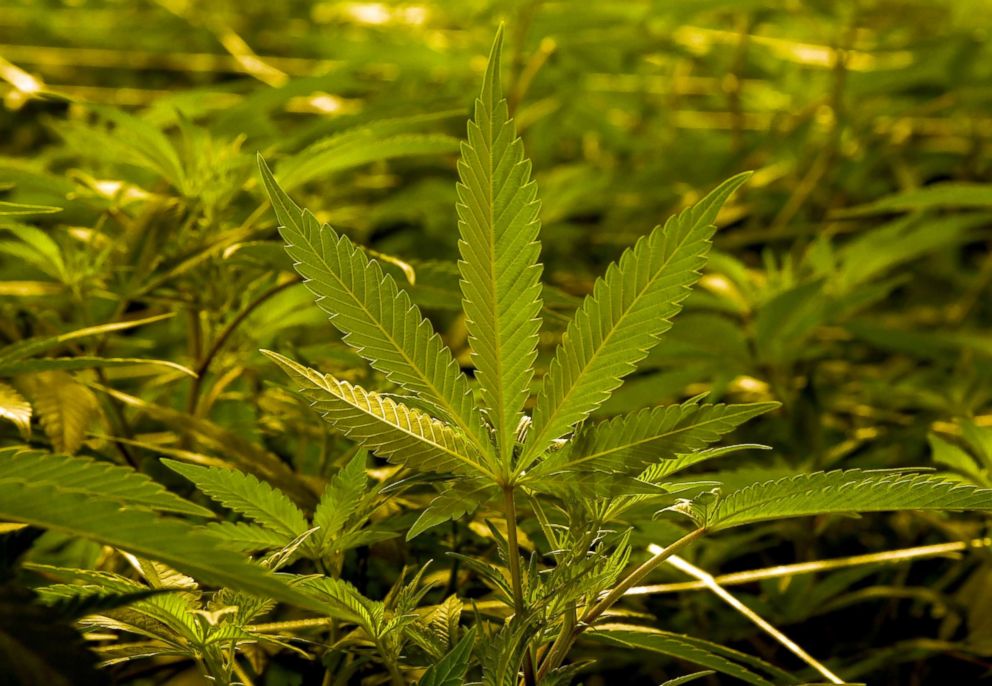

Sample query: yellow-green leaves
[257,158,491,458]
[536,400,779,477]
[312,451,369,550]
[0,449,329,615]
[163,459,309,538]
[0,201,62,217]
[0,448,212,518]
[0,381,31,435]
[589,625,780,686]
[674,469,992,531]
[257,37,753,490]
[521,173,751,472]
[456,27,543,464]
[418,628,476,686]
[21,370,100,454]
[263,350,497,481]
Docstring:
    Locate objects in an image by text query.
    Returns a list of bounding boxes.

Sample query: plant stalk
[376,639,405,686]
[536,526,707,679]
[503,485,537,686]
[540,601,576,679]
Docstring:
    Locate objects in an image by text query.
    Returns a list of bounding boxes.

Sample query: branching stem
[376,639,405,686]
[536,526,707,679]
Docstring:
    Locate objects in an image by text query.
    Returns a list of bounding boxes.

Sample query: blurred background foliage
[1,0,992,683]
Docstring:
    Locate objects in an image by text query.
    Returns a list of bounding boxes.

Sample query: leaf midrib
[708,474,982,528]
[564,409,747,470]
[474,94,511,463]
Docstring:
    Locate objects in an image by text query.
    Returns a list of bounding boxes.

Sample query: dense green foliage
[1,2,992,685]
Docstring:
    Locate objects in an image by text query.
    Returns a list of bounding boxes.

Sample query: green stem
[585,527,707,624]
[201,651,233,686]
[536,527,707,679]
[540,601,576,679]
[503,485,537,686]
[187,277,298,415]
[376,639,405,686]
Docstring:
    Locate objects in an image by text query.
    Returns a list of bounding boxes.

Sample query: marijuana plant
[248,29,992,685]
[2,25,992,686]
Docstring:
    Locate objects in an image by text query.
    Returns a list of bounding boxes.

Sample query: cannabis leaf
[0,313,177,370]
[589,624,787,686]
[0,200,62,216]
[263,350,496,480]
[279,133,461,190]
[298,576,385,631]
[21,370,100,454]
[678,469,992,530]
[521,172,751,471]
[163,458,309,538]
[660,671,717,686]
[419,628,476,686]
[203,521,292,552]
[258,158,492,457]
[533,399,778,477]
[0,480,329,614]
[456,26,543,463]
[0,381,31,435]
[408,479,497,540]
[0,449,212,517]
[313,451,369,549]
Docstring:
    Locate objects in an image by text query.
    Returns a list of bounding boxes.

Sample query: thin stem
[503,487,526,616]
[94,367,138,467]
[627,538,992,595]
[503,485,536,686]
[726,14,753,153]
[246,617,333,633]
[540,601,576,679]
[536,527,706,680]
[445,519,462,597]
[582,527,707,625]
[232,660,256,686]
[629,536,992,596]
[187,277,298,415]
[384,659,405,686]
[666,553,844,684]
[201,653,233,686]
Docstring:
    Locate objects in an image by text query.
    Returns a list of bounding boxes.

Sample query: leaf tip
[482,27,505,101]
[256,152,271,176]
